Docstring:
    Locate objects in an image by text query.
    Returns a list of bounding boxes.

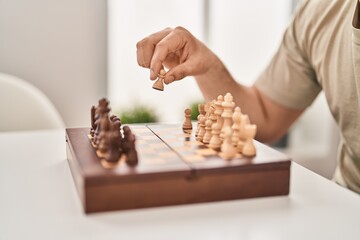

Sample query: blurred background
[0,0,338,179]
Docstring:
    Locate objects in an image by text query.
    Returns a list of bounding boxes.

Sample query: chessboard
[66,123,291,214]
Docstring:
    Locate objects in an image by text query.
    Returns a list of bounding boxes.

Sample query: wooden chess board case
[65,125,291,213]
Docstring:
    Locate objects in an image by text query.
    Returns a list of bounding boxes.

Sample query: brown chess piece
[182,108,192,132]
[93,98,111,147]
[152,69,166,91]
[90,105,96,137]
[195,103,205,137]
[122,126,138,166]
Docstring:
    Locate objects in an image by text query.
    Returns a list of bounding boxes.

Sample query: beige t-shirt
[255,0,360,193]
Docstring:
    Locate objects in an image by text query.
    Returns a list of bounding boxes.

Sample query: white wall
[208,0,292,85]
[0,0,107,127]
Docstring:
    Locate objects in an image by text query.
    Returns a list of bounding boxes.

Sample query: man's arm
[195,58,303,143]
[137,27,303,143]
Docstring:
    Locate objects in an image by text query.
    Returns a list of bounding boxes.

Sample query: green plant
[189,101,203,121]
[117,105,159,124]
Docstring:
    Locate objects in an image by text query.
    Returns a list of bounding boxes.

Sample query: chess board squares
[157,136,179,142]
[154,132,191,141]
[137,150,181,165]
[172,145,218,163]
[141,157,167,165]
[136,142,182,165]
[181,148,218,163]
[218,152,243,160]
[184,141,204,147]
[136,138,162,146]
[128,127,150,135]
[182,154,206,162]
[136,135,159,141]
[149,126,179,132]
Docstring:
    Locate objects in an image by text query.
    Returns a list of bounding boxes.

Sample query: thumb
[164,62,195,84]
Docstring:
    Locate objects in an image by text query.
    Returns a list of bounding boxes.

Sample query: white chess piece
[231,107,242,147]
[242,124,257,157]
[209,123,222,151]
[196,116,206,142]
[203,119,213,144]
[221,93,235,139]
[221,126,237,160]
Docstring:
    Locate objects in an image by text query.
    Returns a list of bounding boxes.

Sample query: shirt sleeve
[254,0,321,110]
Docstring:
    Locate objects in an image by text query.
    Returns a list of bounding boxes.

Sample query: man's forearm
[194,60,270,141]
[195,58,302,143]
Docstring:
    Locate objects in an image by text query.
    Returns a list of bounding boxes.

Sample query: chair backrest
[0,73,65,131]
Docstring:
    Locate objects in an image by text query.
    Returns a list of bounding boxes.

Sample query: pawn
[182,108,192,132]
[126,133,138,166]
[103,123,122,164]
[195,103,205,137]
[242,124,257,157]
[202,119,213,144]
[90,105,96,137]
[110,114,122,126]
[122,126,133,153]
[237,114,250,153]
[209,123,222,151]
[122,126,138,166]
[231,107,242,147]
[221,126,237,160]
[214,95,224,128]
[196,116,206,142]
[209,101,217,125]
[152,69,166,91]
[221,93,235,139]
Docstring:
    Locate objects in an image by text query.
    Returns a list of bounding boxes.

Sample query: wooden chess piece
[96,114,112,158]
[221,93,235,139]
[110,114,122,127]
[182,108,192,132]
[104,124,122,163]
[202,119,213,144]
[209,123,222,151]
[242,124,257,157]
[221,126,237,160]
[152,69,166,91]
[231,107,242,147]
[126,134,138,166]
[93,98,111,147]
[209,101,217,125]
[214,95,224,130]
[195,103,205,137]
[90,105,96,137]
[237,114,250,153]
[122,126,138,166]
[196,116,206,142]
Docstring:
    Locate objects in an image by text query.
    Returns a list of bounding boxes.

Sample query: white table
[1,130,359,240]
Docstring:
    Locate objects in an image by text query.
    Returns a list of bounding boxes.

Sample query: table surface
[1,129,359,240]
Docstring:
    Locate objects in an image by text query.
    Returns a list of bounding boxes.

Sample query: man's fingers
[150,27,191,80]
[164,60,196,84]
[136,28,172,70]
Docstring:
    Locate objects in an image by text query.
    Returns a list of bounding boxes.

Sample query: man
[136,0,360,193]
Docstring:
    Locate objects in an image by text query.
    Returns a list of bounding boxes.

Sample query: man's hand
[136,26,218,84]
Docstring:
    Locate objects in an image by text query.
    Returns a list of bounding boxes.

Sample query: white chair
[0,73,65,132]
